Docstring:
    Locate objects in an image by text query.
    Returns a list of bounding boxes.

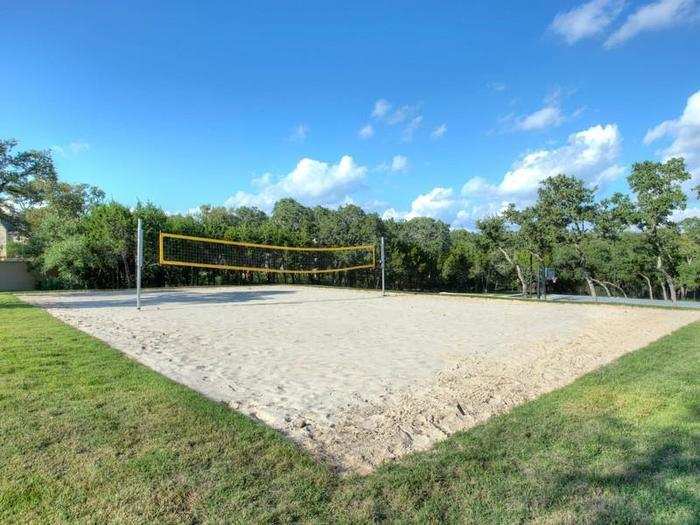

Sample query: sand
[19,285,699,473]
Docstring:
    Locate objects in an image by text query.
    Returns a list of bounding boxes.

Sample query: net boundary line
[158,232,377,274]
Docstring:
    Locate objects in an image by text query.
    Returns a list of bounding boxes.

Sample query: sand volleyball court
[19,285,700,473]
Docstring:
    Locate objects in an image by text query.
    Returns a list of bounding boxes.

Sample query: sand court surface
[19,285,700,473]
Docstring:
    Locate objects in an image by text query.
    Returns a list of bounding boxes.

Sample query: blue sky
[2,1,699,227]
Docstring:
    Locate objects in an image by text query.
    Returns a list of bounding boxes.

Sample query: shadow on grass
[0,298,33,309]
[538,414,700,522]
[332,407,700,523]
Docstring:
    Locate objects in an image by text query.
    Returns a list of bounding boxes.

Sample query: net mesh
[159,233,376,274]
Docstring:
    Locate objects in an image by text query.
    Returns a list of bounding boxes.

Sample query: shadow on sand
[26,288,383,310]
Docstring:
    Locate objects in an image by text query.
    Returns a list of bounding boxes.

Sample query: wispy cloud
[386,104,421,126]
[51,140,90,158]
[605,0,698,48]
[502,88,569,132]
[376,155,409,173]
[358,124,374,139]
[431,123,448,139]
[368,98,426,141]
[550,0,624,44]
[516,106,565,131]
[401,116,423,142]
[288,123,309,143]
[487,81,507,92]
[371,99,391,119]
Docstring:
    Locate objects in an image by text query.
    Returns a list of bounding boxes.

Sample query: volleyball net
[158,232,376,274]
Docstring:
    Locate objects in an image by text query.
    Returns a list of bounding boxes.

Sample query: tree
[84,202,135,288]
[0,139,57,231]
[627,158,691,303]
[677,218,700,300]
[476,215,528,295]
[533,174,600,297]
[441,230,480,292]
[396,217,451,290]
[198,205,240,238]
[6,131,694,300]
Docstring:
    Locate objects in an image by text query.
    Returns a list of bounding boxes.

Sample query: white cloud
[387,104,420,125]
[226,155,367,211]
[605,0,698,48]
[644,119,677,144]
[516,106,565,131]
[406,187,457,220]
[672,206,700,221]
[550,0,624,44]
[461,176,498,196]
[402,115,423,142]
[643,89,700,188]
[431,123,448,139]
[451,201,513,229]
[387,123,624,229]
[487,81,507,92]
[376,155,409,173]
[51,140,90,158]
[504,88,572,132]
[358,124,374,139]
[382,187,458,222]
[498,124,623,194]
[382,189,512,230]
[368,99,426,142]
[372,99,392,119]
[288,124,309,143]
[390,155,409,172]
[382,208,403,221]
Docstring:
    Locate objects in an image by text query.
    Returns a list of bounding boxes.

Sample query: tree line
[2,139,699,302]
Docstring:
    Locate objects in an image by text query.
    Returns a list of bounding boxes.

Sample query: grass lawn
[1,294,698,523]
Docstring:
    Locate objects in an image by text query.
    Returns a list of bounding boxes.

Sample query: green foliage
[0,139,58,232]
[3,137,699,300]
[628,158,690,232]
[627,159,693,301]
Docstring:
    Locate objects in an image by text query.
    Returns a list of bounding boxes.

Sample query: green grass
[1,294,698,523]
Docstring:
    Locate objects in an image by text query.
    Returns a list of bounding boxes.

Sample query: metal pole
[380,236,386,297]
[136,218,143,310]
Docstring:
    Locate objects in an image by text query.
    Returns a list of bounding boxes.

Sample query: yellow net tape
[158,232,376,274]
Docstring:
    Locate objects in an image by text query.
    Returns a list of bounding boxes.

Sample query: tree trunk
[640,273,653,300]
[657,256,677,303]
[660,279,668,301]
[514,264,527,295]
[603,281,627,298]
[122,253,132,288]
[584,275,597,297]
[666,277,677,303]
[592,278,611,297]
[498,247,527,296]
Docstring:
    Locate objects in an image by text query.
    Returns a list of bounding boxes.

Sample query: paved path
[546,294,700,309]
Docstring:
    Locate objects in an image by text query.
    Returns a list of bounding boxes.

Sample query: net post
[380,236,386,297]
[136,218,143,310]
